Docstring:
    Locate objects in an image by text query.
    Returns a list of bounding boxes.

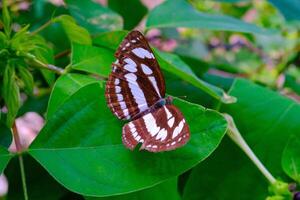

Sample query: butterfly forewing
[105,31,166,120]
[122,105,190,152]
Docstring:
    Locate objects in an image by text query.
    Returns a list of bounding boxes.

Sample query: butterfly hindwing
[122,105,190,152]
[105,31,166,120]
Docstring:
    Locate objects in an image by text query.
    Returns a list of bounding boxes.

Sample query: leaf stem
[23,53,64,75]
[30,20,52,35]
[18,155,28,200]
[224,113,276,184]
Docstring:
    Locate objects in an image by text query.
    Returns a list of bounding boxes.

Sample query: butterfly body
[105,30,190,152]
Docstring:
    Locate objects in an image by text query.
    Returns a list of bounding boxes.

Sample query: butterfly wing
[122,105,190,152]
[105,30,166,120]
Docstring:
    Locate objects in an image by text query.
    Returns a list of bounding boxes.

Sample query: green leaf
[146,0,273,34]
[17,66,34,95]
[71,43,114,76]
[93,30,128,50]
[86,178,180,200]
[53,15,92,45]
[2,0,11,36]
[183,78,300,199]
[46,73,100,119]
[29,81,227,196]
[0,121,12,148]
[282,135,300,183]
[108,0,147,30]
[183,138,269,200]
[268,0,300,21]
[66,0,123,34]
[2,65,20,127]
[0,147,12,174]
[156,51,236,104]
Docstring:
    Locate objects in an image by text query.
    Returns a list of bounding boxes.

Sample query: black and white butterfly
[105,30,190,152]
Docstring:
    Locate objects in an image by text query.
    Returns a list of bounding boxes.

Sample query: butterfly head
[165,96,173,105]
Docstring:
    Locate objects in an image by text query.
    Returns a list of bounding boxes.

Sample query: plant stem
[30,20,52,35]
[224,113,276,184]
[23,53,64,75]
[12,122,28,200]
[18,155,28,200]
[12,122,22,152]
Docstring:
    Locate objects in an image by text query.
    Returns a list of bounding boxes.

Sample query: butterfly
[105,30,190,152]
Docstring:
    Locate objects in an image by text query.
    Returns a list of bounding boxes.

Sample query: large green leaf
[146,0,273,34]
[183,78,300,199]
[71,43,114,76]
[29,80,227,196]
[46,73,99,119]
[282,135,300,183]
[108,0,147,30]
[268,0,300,21]
[87,178,180,200]
[0,147,12,173]
[66,0,123,34]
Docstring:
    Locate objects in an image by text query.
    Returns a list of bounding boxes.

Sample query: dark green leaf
[183,78,300,199]
[108,0,147,30]
[268,0,300,21]
[282,135,300,183]
[146,0,273,34]
[53,15,92,45]
[183,137,268,200]
[29,81,227,196]
[86,178,180,200]
[178,56,210,76]
[17,67,34,95]
[6,155,69,200]
[2,66,20,127]
[0,147,12,174]
[0,121,12,148]
[46,73,100,119]
[66,0,123,34]
[18,95,50,117]
[71,43,114,76]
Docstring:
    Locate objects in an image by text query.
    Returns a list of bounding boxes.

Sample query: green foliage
[146,0,273,34]
[282,135,300,183]
[268,0,300,21]
[66,0,123,34]
[0,147,12,173]
[71,43,114,76]
[29,76,227,196]
[87,178,180,200]
[108,0,147,30]
[2,65,20,127]
[46,73,99,119]
[52,15,92,45]
[183,79,300,199]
